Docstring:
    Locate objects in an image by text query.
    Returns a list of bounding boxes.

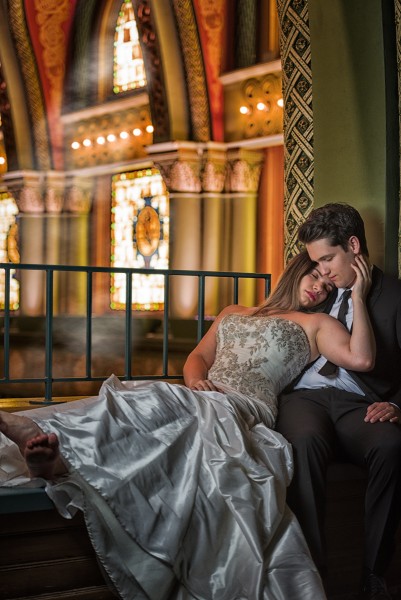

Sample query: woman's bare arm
[183,305,249,391]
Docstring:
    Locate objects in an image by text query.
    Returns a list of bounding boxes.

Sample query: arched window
[113,0,147,93]
[111,169,169,311]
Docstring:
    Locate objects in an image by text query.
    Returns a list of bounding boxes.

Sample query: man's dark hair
[298,203,369,256]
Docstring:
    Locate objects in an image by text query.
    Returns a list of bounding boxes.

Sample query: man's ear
[348,235,361,255]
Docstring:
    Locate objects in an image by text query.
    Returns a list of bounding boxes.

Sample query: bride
[0,252,374,600]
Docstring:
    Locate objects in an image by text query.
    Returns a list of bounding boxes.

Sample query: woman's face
[298,267,334,308]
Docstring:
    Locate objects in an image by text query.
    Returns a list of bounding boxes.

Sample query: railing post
[197,275,206,342]
[3,265,10,380]
[162,273,170,377]
[125,271,133,380]
[86,270,93,379]
[44,268,54,402]
[233,276,239,304]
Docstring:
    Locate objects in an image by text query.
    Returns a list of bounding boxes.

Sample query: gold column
[226,148,263,307]
[169,192,202,317]
[200,146,226,315]
[19,215,45,316]
[62,177,93,315]
[3,172,45,316]
[150,143,203,318]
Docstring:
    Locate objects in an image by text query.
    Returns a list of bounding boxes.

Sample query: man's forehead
[306,239,339,259]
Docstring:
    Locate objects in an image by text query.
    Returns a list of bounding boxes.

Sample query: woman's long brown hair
[252,251,319,316]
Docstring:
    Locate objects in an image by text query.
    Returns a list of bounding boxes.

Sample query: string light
[239,105,250,115]
[71,125,153,151]
[256,102,268,111]
[277,98,284,107]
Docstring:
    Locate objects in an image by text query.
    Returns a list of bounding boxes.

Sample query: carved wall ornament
[241,74,283,138]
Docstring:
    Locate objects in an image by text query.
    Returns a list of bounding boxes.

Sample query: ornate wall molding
[276,0,314,261]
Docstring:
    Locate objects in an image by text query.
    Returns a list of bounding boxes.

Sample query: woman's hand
[189,379,222,392]
[351,254,372,301]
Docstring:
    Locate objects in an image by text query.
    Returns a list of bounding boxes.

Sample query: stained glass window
[0,193,19,310]
[114,0,147,93]
[111,169,169,311]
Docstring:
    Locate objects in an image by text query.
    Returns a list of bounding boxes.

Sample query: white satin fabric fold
[0,375,325,599]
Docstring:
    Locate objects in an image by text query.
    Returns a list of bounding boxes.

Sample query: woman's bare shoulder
[219,305,255,317]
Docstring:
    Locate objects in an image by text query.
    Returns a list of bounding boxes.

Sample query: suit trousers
[276,388,401,575]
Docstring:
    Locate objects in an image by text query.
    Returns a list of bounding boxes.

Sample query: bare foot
[0,411,43,455]
[24,433,62,479]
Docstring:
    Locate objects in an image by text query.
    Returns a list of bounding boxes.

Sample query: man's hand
[364,402,401,424]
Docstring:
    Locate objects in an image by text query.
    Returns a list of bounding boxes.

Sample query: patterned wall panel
[395,0,401,277]
[276,0,314,262]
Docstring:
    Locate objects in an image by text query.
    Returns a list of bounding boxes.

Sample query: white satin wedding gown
[0,315,326,599]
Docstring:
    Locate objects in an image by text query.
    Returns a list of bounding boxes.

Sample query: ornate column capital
[45,171,66,213]
[200,144,227,193]
[2,170,45,213]
[147,141,202,193]
[65,176,93,214]
[225,148,264,193]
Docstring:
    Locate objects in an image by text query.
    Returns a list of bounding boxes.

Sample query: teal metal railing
[0,263,270,402]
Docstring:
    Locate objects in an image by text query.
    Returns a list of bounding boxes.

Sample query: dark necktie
[318,289,352,376]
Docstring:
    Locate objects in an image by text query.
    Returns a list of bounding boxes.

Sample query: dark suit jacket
[337,266,401,409]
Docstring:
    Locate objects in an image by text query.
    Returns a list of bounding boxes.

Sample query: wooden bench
[0,488,116,600]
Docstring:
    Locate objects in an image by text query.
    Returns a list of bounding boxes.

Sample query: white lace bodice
[208,314,310,422]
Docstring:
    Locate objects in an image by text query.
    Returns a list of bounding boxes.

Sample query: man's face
[305,237,360,289]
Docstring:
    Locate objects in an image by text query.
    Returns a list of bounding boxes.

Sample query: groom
[276,203,401,600]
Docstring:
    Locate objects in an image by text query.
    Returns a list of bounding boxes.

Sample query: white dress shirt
[294,288,365,395]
